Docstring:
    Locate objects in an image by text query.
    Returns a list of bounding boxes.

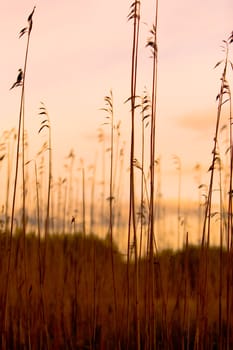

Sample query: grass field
[0,3,233,349]
[0,233,232,349]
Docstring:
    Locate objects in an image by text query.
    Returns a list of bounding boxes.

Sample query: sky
[0,1,233,246]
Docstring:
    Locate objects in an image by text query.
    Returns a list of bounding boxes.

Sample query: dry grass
[0,234,232,349]
[1,5,233,350]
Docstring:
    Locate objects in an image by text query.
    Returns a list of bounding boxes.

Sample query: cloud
[175,110,216,135]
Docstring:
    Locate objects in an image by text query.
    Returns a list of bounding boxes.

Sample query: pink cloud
[175,109,217,135]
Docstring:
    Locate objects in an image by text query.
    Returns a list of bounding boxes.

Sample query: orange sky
[0,1,232,221]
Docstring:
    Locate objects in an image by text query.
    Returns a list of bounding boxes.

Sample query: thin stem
[3,11,35,344]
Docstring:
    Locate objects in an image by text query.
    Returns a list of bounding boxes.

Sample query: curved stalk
[2,8,35,348]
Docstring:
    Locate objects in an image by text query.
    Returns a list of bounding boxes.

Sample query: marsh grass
[0,233,231,349]
[1,4,233,350]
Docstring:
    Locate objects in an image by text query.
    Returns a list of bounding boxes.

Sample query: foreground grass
[0,232,231,349]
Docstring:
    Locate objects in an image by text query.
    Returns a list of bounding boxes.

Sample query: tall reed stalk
[38,103,52,284]
[145,2,159,346]
[2,7,36,348]
[195,36,232,350]
[89,160,96,234]
[67,149,75,225]
[33,159,50,348]
[4,129,17,234]
[224,33,233,349]
[139,90,151,259]
[97,128,106,235]
[173,155,182,250]
[101,91,119,347]
[127,2,141,348]
[80,158,86,235]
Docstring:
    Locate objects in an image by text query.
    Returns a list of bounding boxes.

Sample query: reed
[126,2,141,348]
[1,4,233,349]
[2,7,35,349]
[101,90,119,347]
[195,35,233,350]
